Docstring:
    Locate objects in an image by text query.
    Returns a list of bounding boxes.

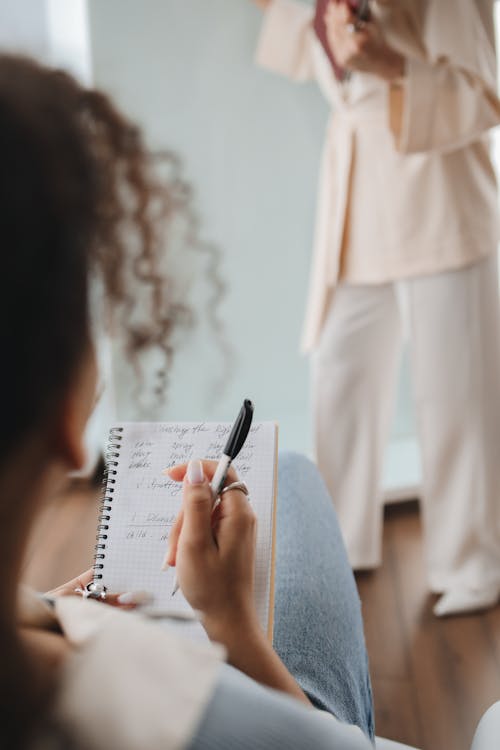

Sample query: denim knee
[278,451,334,516]
[278,450,318,483]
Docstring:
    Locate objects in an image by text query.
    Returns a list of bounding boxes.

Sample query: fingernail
[187,459,204,485]
[117,591,154,606]
[161,550,172,571]
[161,468,175,476]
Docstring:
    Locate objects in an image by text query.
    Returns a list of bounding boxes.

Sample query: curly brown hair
[0,53,230,460]
[0,53,226,747]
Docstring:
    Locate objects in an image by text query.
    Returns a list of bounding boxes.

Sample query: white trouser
[312,253,500,593]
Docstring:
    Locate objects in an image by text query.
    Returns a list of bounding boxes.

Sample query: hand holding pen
[160,470,257,644]
[162,449,309,708]
[163,400,254,597]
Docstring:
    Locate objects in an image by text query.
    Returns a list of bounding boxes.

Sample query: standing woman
[253,0,500,616]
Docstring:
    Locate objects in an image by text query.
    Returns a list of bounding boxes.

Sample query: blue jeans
[188,452,375,749]
[273,452,374,733]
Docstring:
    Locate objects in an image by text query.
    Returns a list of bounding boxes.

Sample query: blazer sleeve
[255,0,316,82]
[390,55,500,154]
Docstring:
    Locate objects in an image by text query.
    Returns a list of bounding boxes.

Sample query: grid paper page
[100,421,277,633]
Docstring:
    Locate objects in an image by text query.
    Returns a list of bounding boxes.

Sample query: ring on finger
[220,481,249,498]
[75,581,107,600]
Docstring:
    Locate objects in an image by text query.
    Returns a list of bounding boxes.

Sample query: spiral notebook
[94,421,279,639]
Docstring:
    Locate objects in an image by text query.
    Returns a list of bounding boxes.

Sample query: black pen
[210,399,254,498]
[171,399,254,596]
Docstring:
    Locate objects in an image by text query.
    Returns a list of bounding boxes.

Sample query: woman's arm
[254,0,316,82]
[166,459,311,707]
[388,56,500,154]
[324,2,500,154]
[389,0,500,154]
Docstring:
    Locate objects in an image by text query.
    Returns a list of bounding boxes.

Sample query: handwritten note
[100,422,277,633]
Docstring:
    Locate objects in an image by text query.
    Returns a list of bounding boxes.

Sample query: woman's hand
[46,568,152,608]
[165,459,259,642]
[251,0,272,9]
[325,1,405,81]
[165,459,311,706]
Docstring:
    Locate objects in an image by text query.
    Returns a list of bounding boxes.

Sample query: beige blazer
[256,0,500,352]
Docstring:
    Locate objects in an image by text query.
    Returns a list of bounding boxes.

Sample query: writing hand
[165,459,310,705]
[164,459,259,642]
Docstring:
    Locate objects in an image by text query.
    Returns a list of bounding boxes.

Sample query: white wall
[0,0,91,80]
[0,0,49,58]
[88,0,324,452]
[46,0,91,84]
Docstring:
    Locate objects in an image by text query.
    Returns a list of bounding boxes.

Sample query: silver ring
[220,481,249,497]
[347,23,356,34]
[74,581,107,600]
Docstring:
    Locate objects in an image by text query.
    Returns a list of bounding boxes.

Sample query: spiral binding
[92,426,124,581]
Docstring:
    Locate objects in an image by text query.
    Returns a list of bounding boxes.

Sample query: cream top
[18,588,224,750]
[256,0,500,351]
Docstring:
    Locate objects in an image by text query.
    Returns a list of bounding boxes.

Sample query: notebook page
[101,422,277,633]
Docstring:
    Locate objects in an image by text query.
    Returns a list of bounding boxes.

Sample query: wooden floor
[356,502,500,750]
[22,485,500,750]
